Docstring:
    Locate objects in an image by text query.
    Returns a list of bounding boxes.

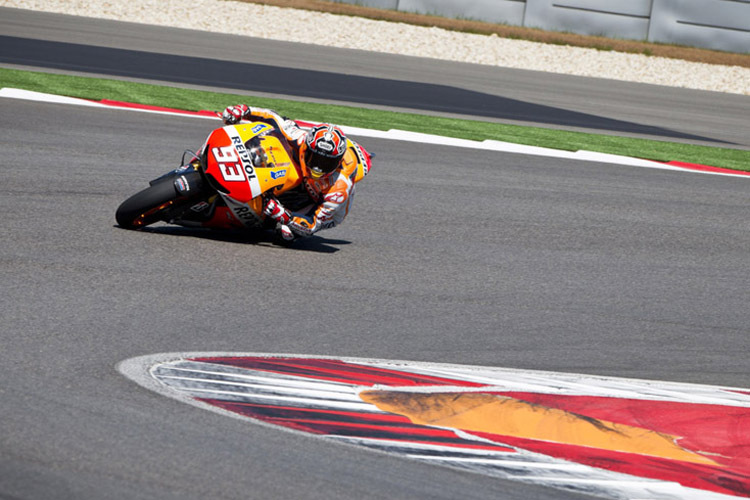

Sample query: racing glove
[221,104,250,124]
[263,197,291,225]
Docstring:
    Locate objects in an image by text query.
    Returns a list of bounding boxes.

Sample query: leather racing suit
[240,107,370,238]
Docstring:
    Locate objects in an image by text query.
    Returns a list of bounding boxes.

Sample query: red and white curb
[3,87,747,178]
[119,353,750,500]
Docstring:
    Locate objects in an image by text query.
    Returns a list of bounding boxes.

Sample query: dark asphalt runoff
[0,34,718,144]
[1,8,750,500]
[1,7,749,148]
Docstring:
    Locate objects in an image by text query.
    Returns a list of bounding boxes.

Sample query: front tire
[116,179,180,229]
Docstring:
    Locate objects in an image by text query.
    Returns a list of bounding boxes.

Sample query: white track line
[156,374,365,402]
[160,364,355,392]
[3,87,748,178]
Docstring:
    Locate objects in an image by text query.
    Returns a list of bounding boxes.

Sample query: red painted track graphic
[123,354,750,500]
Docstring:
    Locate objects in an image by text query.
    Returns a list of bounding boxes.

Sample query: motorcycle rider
[221,104,370,242]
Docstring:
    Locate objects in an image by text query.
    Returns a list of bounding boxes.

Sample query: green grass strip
[2,67,748,171]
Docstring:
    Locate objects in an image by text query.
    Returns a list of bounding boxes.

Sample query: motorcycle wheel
[115,179,181,229]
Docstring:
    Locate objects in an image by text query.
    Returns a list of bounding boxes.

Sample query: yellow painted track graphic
[359,391,718,466]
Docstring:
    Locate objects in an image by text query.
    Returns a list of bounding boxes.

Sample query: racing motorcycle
[115,120,372,236]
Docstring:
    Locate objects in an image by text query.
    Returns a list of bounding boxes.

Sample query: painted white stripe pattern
[119,353,749,500]
[152,362,384,412]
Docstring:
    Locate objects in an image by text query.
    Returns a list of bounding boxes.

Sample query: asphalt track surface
[2,9,750,500]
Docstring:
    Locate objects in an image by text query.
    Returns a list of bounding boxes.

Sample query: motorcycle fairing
[350,140,373,183]
[117,118,372,234]
[203,123,302,204]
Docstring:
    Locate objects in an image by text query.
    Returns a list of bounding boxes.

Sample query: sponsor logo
[231,136,257,181]
[190,201,210,212]
[225,127,264,200]
[174,175,190,193]
[251,123,267,134]
[270,170,287,180]
[317,134,335,152]
[226,201,261,228]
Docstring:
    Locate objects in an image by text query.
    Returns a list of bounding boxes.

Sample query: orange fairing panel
[203,123,301,203]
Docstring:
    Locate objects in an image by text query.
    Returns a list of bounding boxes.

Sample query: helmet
[303,124,347,179]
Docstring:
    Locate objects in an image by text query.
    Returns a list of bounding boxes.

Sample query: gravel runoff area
[2,0,749,95]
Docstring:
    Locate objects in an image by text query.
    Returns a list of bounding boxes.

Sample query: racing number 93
[212,146,245,182]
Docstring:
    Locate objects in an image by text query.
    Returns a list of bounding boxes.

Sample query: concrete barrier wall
[330,0,750,53]
[649,0,750,53]
[523,0,652,40]
[399,0,526,25]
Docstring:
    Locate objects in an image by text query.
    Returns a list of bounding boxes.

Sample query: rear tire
[116,179,179,229]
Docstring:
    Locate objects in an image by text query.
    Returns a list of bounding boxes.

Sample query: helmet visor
[305,148,340,178]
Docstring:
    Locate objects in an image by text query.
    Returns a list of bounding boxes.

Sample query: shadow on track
[125,225,348,253]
